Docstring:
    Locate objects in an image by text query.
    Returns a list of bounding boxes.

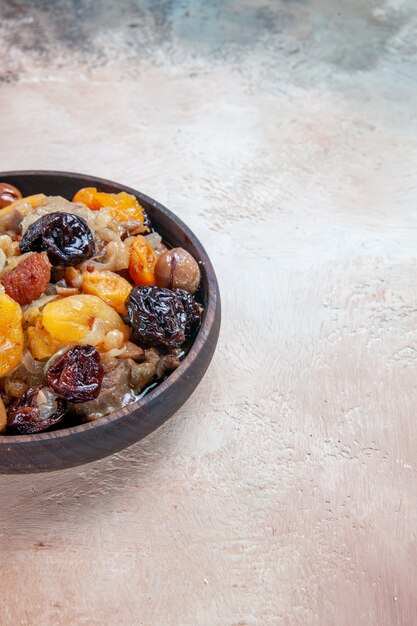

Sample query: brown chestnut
[155,247,201,294]
[0,183,22,209]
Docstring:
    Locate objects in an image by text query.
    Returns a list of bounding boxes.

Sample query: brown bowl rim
[0,170,220,448]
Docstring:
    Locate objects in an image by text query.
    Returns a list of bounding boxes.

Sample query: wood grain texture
[1,0,417,624]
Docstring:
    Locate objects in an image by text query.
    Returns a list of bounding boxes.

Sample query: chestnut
[0,183,22,209]
[155,247,200,294]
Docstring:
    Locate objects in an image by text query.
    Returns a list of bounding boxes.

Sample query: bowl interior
[0,171,220,472]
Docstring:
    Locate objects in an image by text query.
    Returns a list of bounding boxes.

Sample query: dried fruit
[176,289,202,339]
[72,187,103,211]
[0,180,206,435]
[125,286,188,347]
[73,188,148,225]
[7,386,66,434]
[42,294,130,343]
[46,344,104,402]
[129,235,157,286]
[1,252,51,305]
[155,247,201,294]
[27,319,65,360]
[108,193,146,224]
[0,183,22,209]
[82,269,132,314]
[0,292,24,377]
[20,212,95,266]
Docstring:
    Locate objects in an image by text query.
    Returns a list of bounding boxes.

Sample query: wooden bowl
[0,171,221,473]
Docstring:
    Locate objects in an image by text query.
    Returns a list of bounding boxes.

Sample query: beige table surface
[1,1,417,624]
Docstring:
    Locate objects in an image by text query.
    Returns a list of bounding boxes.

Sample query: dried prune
[125,286,187,348]
[20,212,95,266]
[176,289,202,339]
[46,345,104,402]
[7,386,66,435]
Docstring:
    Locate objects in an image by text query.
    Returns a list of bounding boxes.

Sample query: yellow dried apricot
[82,270,132,314]
[42,294,130,344]
[0,292,24,377]
[73,188,146,223]
[129,235,157,286]
[27,319,65,360]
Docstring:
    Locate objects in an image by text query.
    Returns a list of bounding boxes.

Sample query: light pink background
[1,1,417,623]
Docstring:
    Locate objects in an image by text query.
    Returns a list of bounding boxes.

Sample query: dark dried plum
[125,286,187,348]
[20,212,95,266]
[7,386,66,435]
[175,289,202,339]
[46,345,104,402]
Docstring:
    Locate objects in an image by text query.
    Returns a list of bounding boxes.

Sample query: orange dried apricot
[82,269,132,314]
[0,292,24,376]
[42,294,130,344]
[109,192,146,224]
[128,235,157,286]
[73,187,146,224]
[72,187,103,211]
